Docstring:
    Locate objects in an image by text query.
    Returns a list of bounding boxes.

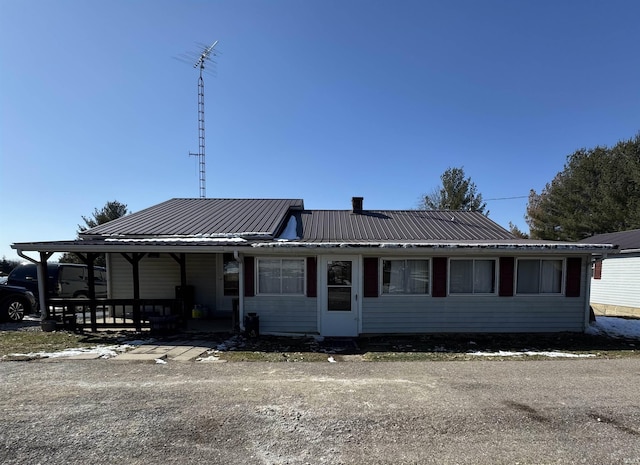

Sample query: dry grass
[0,331,92,358]
[1,323,638,362]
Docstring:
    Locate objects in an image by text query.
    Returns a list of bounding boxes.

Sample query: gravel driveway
[1,359,639,464]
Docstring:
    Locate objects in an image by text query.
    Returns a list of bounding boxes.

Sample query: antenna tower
[187,40,218,198]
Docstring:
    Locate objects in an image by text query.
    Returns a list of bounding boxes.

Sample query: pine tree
[60,201,129,265]
[526,134,640,240]
[420,167,488,215]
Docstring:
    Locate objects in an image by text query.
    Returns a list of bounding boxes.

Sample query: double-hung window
[257,258,305,295]
[449,259,496,294]
[382,259,430,295]
[516,259,563,294]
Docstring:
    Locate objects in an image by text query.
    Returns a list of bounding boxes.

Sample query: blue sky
[1,0,639,261]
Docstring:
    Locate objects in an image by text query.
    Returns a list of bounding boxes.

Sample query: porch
[46,298,236,334]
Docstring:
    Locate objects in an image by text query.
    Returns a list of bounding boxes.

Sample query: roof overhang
[11,238,617,256]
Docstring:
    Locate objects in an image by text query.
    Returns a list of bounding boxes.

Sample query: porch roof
[11,237,615,255]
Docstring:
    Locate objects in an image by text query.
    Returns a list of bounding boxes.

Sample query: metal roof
[579,228,640,251]
[293,210,515,242]
[81,198,304,237]
[10,198,614,255]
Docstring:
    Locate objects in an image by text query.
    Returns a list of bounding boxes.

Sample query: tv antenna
[183,40,218,198]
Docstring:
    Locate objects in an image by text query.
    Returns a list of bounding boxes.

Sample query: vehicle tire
[1,298,26,322]
[74,293,89,313]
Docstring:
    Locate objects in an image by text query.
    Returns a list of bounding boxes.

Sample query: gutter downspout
[234,250,244,331]
[584,254,595,331]
[16,250,47,321]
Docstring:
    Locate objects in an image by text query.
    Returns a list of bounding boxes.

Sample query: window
[223,253,239,296]
[257,258,305,295]
[327,261,352,311]
[516,259,563,294]
[95,269,107,283]
[450,259,496,294]
[382,259,429,294]
[8,265,37,281]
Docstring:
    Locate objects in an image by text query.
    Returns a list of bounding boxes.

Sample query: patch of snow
[8,344,134,360]
[105,236,247,243]
[197,355,221,362]
[469,350,596,358]
[586,316,640,340]
[253,241,614,250]
[215,335,245,351]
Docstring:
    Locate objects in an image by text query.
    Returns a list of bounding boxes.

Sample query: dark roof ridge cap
[167,197,304,201]
[299,209,486,212]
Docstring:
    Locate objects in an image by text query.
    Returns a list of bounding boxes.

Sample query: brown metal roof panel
[297,210,513,241]
[82,198,303,237]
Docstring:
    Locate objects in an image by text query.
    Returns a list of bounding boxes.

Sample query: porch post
[87,253,98,332]
[180,253,187,287]
[122,253,145,332]
[235,251,244,331]
[75,252,99,332]
[37,252,53,321]
[584,254,594,331]
[170,253,188,320]
[169,253,187,287]
[132,253,143,332]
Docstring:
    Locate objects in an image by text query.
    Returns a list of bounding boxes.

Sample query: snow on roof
[104,236,248,243]
[253,240,615,251]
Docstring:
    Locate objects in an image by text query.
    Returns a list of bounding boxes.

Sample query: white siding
[362,296,585,333]
[361,258,589,334]
[185,255,217,310]
[107,251,592,334]
[109,253,217,309]
[244,296,318,334]
[590,255,640,308]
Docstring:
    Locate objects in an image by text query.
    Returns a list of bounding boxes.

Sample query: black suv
[7,263,107,299]
[0,284,37,322]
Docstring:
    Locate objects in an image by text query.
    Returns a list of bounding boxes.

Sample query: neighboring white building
[581,229,640,318]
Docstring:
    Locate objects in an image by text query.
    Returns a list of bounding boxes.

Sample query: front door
[320,257,359,337]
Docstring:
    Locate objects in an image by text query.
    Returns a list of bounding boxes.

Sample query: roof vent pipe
[352,197,363,212]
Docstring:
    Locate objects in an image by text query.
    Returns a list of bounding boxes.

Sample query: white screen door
[321,257,359,336]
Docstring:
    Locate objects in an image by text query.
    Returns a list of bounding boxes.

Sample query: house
[12,197,613,336]
[580,229,640,318]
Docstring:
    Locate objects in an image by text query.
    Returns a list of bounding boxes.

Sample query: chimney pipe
[352,197,363,212]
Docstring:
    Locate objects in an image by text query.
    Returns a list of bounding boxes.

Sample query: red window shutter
[499,257,514,297]
[307,257,317,297]
[432,257,447,297]
[244,256,255,297]
[363,257,379,298]
[594,260,602,280]
[566,257,582,297]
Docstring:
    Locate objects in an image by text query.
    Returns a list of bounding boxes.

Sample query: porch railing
[47,298,181,333]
